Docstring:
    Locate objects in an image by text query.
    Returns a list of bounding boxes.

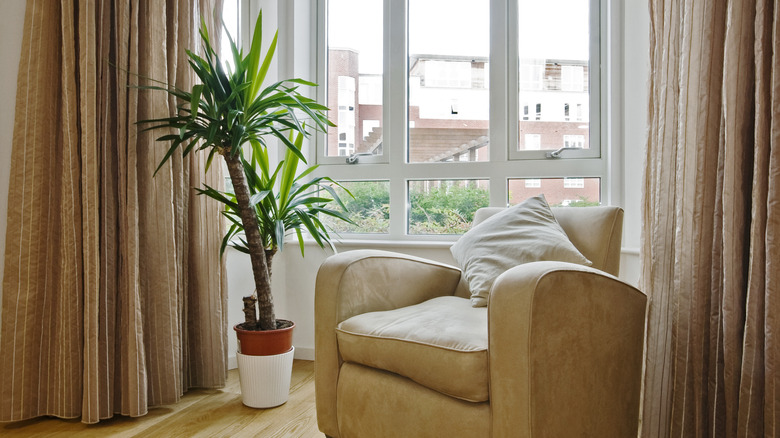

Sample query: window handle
[346,152,374,164]
[545,147,581,159]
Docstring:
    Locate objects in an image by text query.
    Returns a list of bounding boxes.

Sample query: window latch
[545,147,581,159]
[346,152,374,164]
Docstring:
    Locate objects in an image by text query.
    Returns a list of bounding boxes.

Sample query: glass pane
[517,0,590,152]
[322,181,390,234]
[220,0,239,71]
[508,178,600,206]
[408,0,490,163]
[327,0,383,158]
[408,180,489,235]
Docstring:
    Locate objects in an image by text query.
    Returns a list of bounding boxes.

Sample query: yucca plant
[196,130,353,323]
[138,11,336,331]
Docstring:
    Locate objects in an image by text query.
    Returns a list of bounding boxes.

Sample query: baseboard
[294,346,314,361]
[228,346,314,370]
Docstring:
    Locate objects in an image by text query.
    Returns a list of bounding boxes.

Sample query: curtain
[0,0,227,424]
[641,0,779,436]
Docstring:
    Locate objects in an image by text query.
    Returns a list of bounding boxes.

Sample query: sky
[328,0,590,74]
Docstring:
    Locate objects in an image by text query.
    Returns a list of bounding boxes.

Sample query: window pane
[517,0,590,152]
[508,178,600,206]
[408,179,489,235]
[327,0,383,158]
[322,181,390,234]
[408,0,489,163]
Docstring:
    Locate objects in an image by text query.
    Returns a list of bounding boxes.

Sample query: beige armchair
[315,206,647,437]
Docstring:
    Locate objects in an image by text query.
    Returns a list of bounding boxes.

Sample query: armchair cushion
[451,194,592,307]
[336,296,489,402]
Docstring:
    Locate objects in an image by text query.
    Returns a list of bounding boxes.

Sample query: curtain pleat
[642,0,780,436]
[0,0,226,424]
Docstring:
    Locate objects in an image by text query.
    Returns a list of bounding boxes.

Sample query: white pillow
[450,195,592,307]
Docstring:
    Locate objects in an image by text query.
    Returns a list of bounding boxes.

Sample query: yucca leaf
[319,182,352,211]
[270,127,306,163]
[274,220,285,252]
[252,30,278,101]
[295,209,324,247]
[250,190,272,206]
[244,10,264,102]
[294,164,318,182]
[191,84,203,121]
[295,228,305,257]
[205,147,218,173]
[153,137,186,176]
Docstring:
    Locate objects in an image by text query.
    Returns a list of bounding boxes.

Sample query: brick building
[327,49,600,205]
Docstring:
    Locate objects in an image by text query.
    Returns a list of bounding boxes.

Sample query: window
[563,134,585,149]
[524,134,541,150]
[318,0,604,238]
[520,60,544,91]
[423,60,473,88]
[561,65,585,91]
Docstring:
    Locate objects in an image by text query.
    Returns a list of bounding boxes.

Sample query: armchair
[315,206,646,437]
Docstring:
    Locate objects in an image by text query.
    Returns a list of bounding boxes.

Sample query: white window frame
[313,0,613,241]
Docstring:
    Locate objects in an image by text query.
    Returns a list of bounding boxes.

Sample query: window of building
[317,0,604,238]
[561,65,585,91]
[519,61,544,91]
[524,134,541,150]
[423,60,473,88]
[564,134,585,149]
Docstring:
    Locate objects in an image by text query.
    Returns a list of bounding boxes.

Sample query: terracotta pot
[234,320,295,356]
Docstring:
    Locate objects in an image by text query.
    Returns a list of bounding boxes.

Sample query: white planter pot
[236,347,295,408]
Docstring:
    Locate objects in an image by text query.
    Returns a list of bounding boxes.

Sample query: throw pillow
[450,194,592,307]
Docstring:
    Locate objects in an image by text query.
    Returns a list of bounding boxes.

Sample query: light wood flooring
[1,360,322,437]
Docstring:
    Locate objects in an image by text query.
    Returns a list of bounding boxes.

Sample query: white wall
[619,0,650,285]
[0,1,27,334]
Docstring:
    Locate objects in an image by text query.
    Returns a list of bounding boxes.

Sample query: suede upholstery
[315,206,646,437]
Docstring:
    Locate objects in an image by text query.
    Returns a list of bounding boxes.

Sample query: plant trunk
[223,152,276,330]
[266,248,277,278]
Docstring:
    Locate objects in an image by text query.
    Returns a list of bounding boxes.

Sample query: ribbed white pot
[236,347,295,408]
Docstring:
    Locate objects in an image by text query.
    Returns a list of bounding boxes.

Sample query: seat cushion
[336,296,489,402]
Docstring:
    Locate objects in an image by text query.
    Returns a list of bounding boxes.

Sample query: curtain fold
[0,0,226,424]
[642,0,780,436]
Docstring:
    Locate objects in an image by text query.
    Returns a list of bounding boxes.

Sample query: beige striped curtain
[641,0,780,436]
[0,0,227,424]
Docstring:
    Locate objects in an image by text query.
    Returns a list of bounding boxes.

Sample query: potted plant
[137,11,350,407]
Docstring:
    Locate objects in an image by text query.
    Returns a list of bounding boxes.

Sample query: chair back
[472,206,624,276]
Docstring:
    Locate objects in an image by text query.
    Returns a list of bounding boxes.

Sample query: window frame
[313,0,611,241]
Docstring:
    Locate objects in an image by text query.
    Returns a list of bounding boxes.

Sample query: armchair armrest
[488,261,647,438]
[315,249,462,437]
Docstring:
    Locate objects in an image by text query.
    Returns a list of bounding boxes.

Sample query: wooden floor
[1,360,322,438]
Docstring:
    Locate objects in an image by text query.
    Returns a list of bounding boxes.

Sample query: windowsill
[328,238,455,250]
[228,237,641,253]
